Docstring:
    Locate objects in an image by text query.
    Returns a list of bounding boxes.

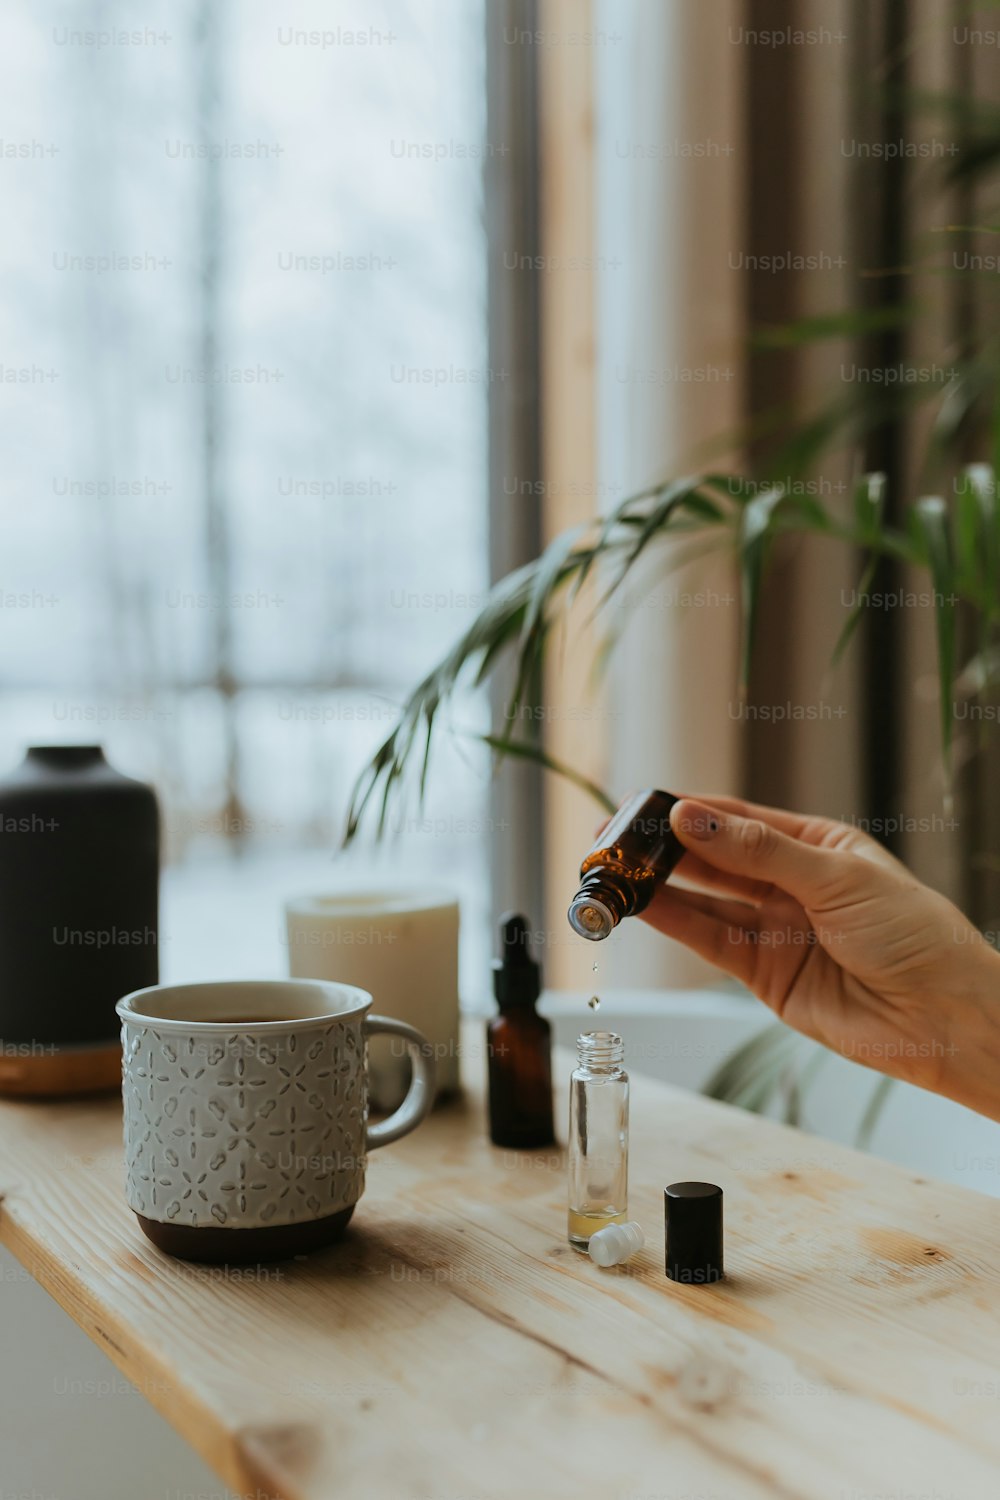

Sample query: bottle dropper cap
[664,1182,724,1284]
[588,1220,645,1267]
[492,913,541,1008]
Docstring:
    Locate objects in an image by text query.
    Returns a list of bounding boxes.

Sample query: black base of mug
[135,1204,356,1264]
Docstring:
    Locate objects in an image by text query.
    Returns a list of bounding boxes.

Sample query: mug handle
[364,1015,436,1149]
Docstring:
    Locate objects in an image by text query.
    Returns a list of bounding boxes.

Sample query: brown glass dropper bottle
[487,913,555,1149]
[567,788,686,941]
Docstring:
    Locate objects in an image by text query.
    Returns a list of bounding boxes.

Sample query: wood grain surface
[2,1021,1000,1500]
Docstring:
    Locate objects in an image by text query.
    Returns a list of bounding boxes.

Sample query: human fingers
[669,799,851,909]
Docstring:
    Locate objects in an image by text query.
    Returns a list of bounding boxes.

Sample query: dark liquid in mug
[198,1014,291,1024]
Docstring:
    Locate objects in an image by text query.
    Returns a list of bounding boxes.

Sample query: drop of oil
[588,994,601,1012]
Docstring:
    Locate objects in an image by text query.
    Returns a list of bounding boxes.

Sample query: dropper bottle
[568,788,685,940]
[486,913,555,1149]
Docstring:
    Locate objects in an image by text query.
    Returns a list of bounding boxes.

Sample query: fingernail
[674,800,720,841]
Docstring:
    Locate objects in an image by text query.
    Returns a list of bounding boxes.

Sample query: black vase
[0,745,159,1097]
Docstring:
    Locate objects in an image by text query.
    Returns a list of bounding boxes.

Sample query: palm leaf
[702,1021,802,1108]
[751,304,915,350]
[612,477,721,583]
[912,495,957,786]
[954,469,985,603]
[856,1075,895,1149]
[520,523,588,648]
[832,473,887,665]
[479,734,616,814]
[982,455,1000,628]
[342,523,633,844]
[498,525,594,752]
[738,486,785,688]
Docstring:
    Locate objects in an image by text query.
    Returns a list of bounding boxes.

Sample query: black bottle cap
[492,912,541,1008]
[664,1181,724,1284]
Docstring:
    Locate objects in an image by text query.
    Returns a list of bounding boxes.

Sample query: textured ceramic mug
[117,979,435,1263]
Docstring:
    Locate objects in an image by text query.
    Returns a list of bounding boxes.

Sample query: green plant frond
[913,495,957,787]
[764,367,982,487]
[928,358,999,466]
[856,1075,895,1148]
[675,492,726,523]
[956,642,1000,698]
[500,527,605,748]
[583,530,735,666]
[856,470,887,536]
[904,81,1000,124]
[571,477,725,608]
[473,618,522,687]
[773,495,838,535]
[343,473,748,844]
[954,468,988,605]
[602,477,725,599]
[702,1021,802,1108]
[417,698,438,801]
[986,438,1000,622]
[928,379,978,476]
[832,473,889,666]
[701,473,758,504]
[931,222,1000,236]
[479,733,616,814]
[738,486,786,687]
[767,395,868,482]
[520,522,590,649]
[751,304,916,351]
[742,485,786,545]
[705,1022,895,1147]
[570,487,658,601]
[343,508,678,844]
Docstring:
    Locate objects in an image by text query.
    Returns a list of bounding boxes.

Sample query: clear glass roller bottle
[567,1030,629,1250]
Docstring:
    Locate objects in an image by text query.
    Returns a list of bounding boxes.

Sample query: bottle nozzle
[588,1221,645,1267]
[567,893,615,940]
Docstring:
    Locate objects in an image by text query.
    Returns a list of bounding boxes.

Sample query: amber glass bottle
[487,913,555,1149]
[567,788,685,941]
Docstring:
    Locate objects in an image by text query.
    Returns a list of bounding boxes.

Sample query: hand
[641,795,1000,1118]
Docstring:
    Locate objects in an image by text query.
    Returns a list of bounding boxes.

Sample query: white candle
[284,890,460,1109]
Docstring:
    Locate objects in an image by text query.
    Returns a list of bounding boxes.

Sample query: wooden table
[3,1022,1000,1500]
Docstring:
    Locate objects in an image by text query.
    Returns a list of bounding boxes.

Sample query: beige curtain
[539,0,744,991]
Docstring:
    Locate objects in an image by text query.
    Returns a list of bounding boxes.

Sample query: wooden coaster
[0,1041,122,1099]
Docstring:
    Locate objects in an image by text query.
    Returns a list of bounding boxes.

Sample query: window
[1,0,491,993]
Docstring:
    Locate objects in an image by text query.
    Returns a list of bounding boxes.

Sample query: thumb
[670,798,842,908]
